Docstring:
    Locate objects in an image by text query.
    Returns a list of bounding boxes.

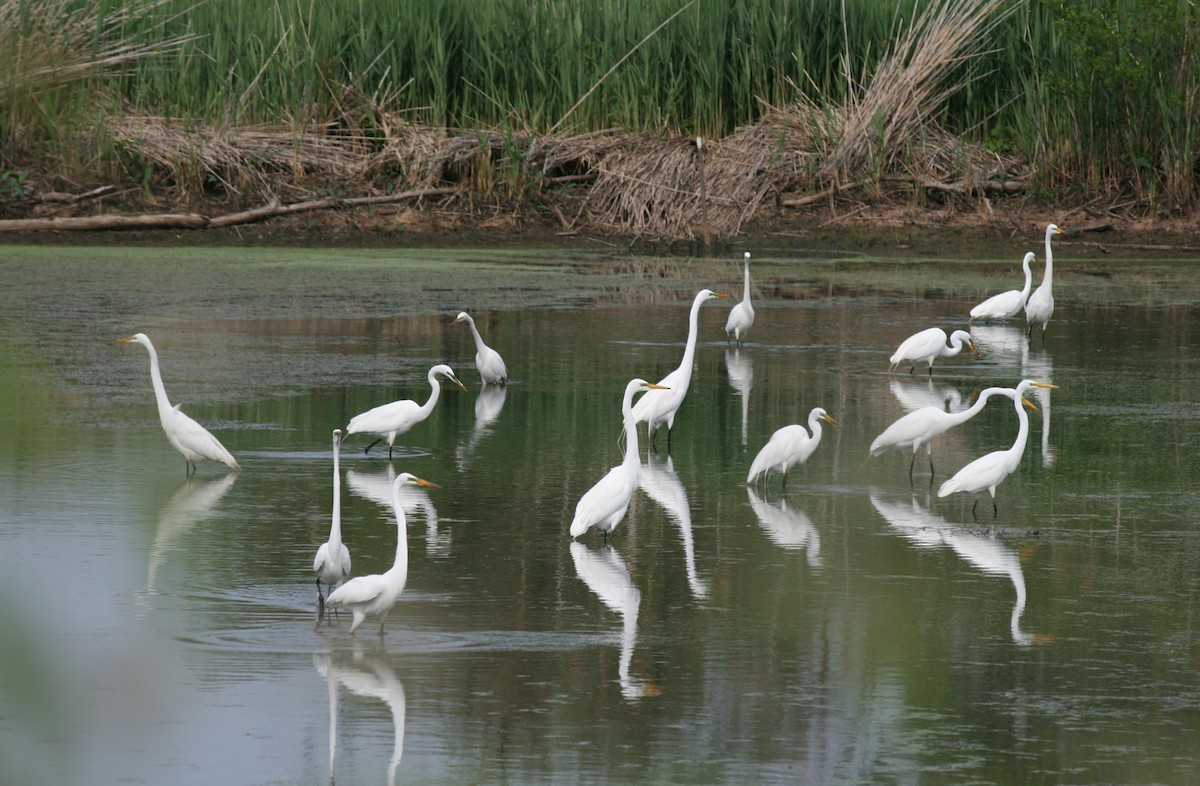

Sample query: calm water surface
[0,244,1198,785]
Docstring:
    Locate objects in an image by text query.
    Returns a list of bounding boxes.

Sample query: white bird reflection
[970,323,1027,359]
[570,541,654,699]
[346,466,448,557]
[724,347,753,447]
[455,384,508,470]
[139,473,239,610]
[888,379,966,414]
[869,491,1050,646]
[1021,342,1055,467]
[639,453,707,598]
[746,486,821,568]
[314,645,406,786]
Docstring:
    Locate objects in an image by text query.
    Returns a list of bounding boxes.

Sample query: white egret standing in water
[970,253,1036,322]
[453,311,508,385]
[870,385,1022,481]
[326,472,440,635]
[571,378,668,540]
[1024,223,1066,344]
[937,380,1057,518]
[314,429,351,621]
[632,288,730,451]
[725,252,755,344]
[746,407,838,490]
[889,328,979,376]
[118,333,240,474]
[346,364,467,459]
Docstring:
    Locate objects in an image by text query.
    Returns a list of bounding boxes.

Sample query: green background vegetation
[1,0,1197,211]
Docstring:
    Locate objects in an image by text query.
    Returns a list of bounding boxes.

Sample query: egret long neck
[330,440,342,547]
[741,260,752,304]
[1007,393,1032,461]
[388,485,410,585]
[677,295,706,379]
[420,371,443,418]
[1042,229,1055,287]
[1020,257,1033,299]
[944,389,999,429]
[622,386,641,469]
[143,341,174,420]
[465,316,487,355]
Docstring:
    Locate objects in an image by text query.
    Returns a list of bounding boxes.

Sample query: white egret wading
[1024,223,1066,344]
[746,407,838,490]
[314,429,351,619]
[570,378,668,541]
[632,289,729,451]
[725,252,755,344]
[937,379,1057,518]
[453,311,508,385]
[346,364,467,459]
[325,472,440,635]
[889,328,978,376]
[970,252,1036,322]
[118,333,240,475]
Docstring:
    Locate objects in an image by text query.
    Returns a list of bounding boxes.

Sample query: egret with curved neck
[870,385,1022,481]
[571,378,668,540]
[970,252,1035,322]
[725,252,755,344]
[747,407,838,490]
[937,379,1058,518]
[889,327,979,376]
[1024,223,1066,343]
[118,332,240,474]
[632,289,729,451]
[325,472,439,635]
[314,429,351,621]
[346,364,467,459]
[453,311,508,385]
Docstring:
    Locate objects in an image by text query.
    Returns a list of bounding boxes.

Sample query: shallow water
[0,243,1198,785]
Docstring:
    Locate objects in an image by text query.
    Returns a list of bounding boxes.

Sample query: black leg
[971,497,979,520]
[666,426,673,454]
[908,452,916,483]
[388,443,393,460]
[992,497,999,518]
[927,453,935,478]
[365,438,381,455]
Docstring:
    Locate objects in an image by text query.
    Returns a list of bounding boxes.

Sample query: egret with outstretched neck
[325,472,440,635]
[118,333,240,474]
[453,311,508,385]
[571,378,668,540]
[314,429,351,620]
[725,252,755,344]
[1024,223,1066,343]
[632,289,729,451]
[346,364,467,459]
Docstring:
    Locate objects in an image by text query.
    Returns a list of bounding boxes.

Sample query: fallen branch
[37,185,118,204]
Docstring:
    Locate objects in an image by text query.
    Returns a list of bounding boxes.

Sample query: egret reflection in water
[746,486,821,568]
[139,473,239,610]
[970,324,1027,360]
[570,541,654,699]
[724,347,753,447]
[870,491,1049,646]
[638,453,707,599]
[314,645,406,785]
[888,378,967,414]
[1021,342,1055,467]
[346,466,447,557]
[455,384,508,470]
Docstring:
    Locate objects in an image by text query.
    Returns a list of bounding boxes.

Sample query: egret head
[395,473,439,490]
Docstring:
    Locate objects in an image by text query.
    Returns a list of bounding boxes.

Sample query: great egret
[1024,223,1066,343]
[970,252,1036,322]
[453,311,508,385]
[889,328,979,376]
[937,379,1057,518]
[746,407,838,489]
[632,288,729,451]
[725,252,755,344]
[346,364,467,459]
[870,385,1022,481]
[570,378,668,540]
[118,333,240,474]
[314,429,351,620]
[325,472,439,635]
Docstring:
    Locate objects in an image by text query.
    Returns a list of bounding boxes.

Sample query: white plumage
[325,472,439,635]
[631,288,729,450]
[970,252,1036,322]
[746,407,838,489]
[570,378,667,540]
[453,311,508,385]
[724,252,755,344]
[119,332,240,474]
[889,328,978,376]
[346,364,467,459]
[937,379,1056,517]
[1024,223,1066,343]
[314,429,351,613]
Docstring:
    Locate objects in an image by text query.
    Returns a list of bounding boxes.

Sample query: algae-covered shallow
[0,243,1198,785]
